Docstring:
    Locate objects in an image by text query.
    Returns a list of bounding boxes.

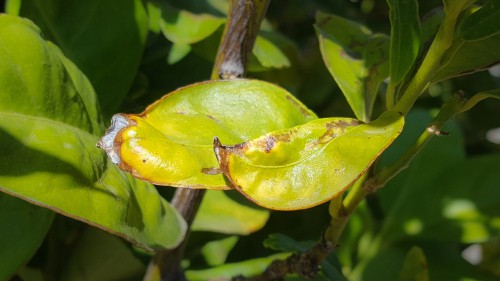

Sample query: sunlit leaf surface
[98,79,316,189]
[192,191,269,235]
[9,0,149,116]
[0,15,186,251]
[215,111,404,210]
[315,12,389,121]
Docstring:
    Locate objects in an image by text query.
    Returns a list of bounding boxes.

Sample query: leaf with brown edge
[214,111,404,210]
[98,79,317,189]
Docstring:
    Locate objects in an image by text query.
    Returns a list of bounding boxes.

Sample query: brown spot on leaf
[315,119,362,145]
[265,136,275,153]
[142,159,147,163]
[201,167,221,175]
[252,133,293,153]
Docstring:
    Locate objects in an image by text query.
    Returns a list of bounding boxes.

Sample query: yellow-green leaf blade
[216,111,404,210]
[315,12,389,121]
[0,14,186,251]
[192,190,270,235]
[99,79,317,189]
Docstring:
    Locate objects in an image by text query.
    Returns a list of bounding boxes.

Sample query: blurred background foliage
[1,0,499,280]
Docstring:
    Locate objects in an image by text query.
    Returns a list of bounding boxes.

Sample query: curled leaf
[215,111,404,210]
[98,79,316,189]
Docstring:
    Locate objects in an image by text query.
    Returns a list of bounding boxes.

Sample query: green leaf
[387,0,421,85]
[460,89,500,112]
[11,0,149,117]
[432,33,500,82]
[201,236,239,266]
[59,227,146,281]
[153,1,225,45]
[192,191,270,235]
[433,4,500,82]
[421,8,445,45]
[252,31,291,69]
[98,79,316,189]
[215,111,404,210]
[0,14,186,251]
[459,1,500,41]
[168,43,192,65]
[185,253,290,281]
[397,246,429,281]
[315,12,389,121]
[0,194,54,281]
[442,0,479,17]
[264,233,312,253]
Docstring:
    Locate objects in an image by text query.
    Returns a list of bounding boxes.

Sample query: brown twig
[143,1,270,280]
[212,0,270,79]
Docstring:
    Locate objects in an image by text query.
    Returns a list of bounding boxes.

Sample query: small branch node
[426,124,449,136]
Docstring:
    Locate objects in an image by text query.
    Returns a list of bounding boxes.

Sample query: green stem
[325,172,369,246]
[386,82,397,111]
[325,92,467,281]
[393,7,460,114]
[348,92,466,280]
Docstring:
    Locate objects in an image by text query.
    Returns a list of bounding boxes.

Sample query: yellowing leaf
[98,79,317,189]
[215,111,404,210]
[0,14,185,251]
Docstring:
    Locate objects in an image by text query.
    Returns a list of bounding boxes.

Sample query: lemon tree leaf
[315,12,390,121]
[98,79,316,189]
[185,253,290,281]
[10,0,149,116]
[0,15,186,251]
[147,0,225,63]
[192,191,270,235]
[432,34,500,82]
[215,111,404,210]
[0,194,54,280]
[59,227,146,281]
[459,0,500,41]
[460,89,500,113]
[387,0,421,85]
[433,3,500,82]
[252,31,291,69]
[156,2,225,45]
